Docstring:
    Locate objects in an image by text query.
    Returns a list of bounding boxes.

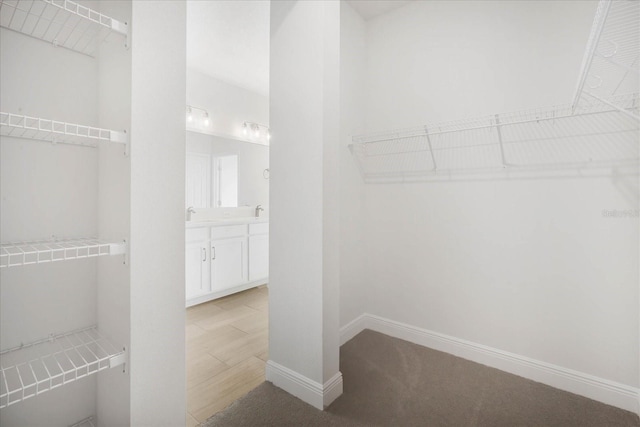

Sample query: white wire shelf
[0,112,128,148]
[69,416,96,427]
[572,0,639,118]
[0,237,127,268]
[350,93,639,183]
[0,0,128,57]
[0,326,126,409]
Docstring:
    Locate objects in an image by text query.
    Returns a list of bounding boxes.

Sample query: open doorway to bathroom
[183,1,270,425]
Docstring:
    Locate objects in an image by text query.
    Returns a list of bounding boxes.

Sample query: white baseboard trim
[265,360,343,410]
[340,313,640,415]
[339,313,368,346]
[186,280,266,308]
[323,371,344,408]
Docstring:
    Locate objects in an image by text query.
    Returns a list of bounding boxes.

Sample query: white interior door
[212,155,238,207]
[186,152,211,208]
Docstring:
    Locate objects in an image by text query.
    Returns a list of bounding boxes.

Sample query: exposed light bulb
[187,106,193,123]
[254,128,260,138]
[203,112,210,127]
[267,130,271,140]
[243,123,248,136]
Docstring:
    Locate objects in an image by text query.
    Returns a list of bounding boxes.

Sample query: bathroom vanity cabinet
[185,219,268,306]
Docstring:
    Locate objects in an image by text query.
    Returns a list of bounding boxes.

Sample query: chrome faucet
[186,206,196,221]
[255,204,264,218]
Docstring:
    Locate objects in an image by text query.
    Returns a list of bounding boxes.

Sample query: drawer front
[186,227,209,243]
[249,222,269,235]
[211,224,247,239]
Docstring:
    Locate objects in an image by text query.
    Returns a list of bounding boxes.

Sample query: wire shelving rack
[0,237,127,268]
[350,0,639,183]
[0,112,128,149]
[350,94,638,183]
[0,0,128,57]
[572,0,639,119]
[0,327,126,409]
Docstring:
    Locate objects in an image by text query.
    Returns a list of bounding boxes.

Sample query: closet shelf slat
[0,0,128,57]
[349,93,639,183]
[0,112,128,148]
[0,327,126,409]
[0,237,127,268]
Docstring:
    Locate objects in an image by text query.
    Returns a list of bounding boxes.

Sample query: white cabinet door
[186,228,210,301]
[186,152,211,208]
[249,234,269,282]
[211,236,247,291]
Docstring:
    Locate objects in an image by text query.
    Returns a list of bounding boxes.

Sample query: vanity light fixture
[243,121,270,141]
[186,105,210,127]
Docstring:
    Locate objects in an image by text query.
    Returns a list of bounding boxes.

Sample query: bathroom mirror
[186,130,269,209]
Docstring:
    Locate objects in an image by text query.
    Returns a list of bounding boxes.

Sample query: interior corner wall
[97,0,132,425]
[360,0,639,393]
[130,1,186,425]
[339,1,367,329]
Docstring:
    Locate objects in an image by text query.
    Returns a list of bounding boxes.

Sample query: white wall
[353,0,638,398]
[365,0,599,130]
[268,0,342,409]
[97,0,132,425]
[339,2,367,330]
[186,131,269,207]
[129,1,186,425]
[0,22,100,427]
[187,69,269,142]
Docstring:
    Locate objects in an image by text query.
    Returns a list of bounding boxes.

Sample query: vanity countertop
[186,217,269,228]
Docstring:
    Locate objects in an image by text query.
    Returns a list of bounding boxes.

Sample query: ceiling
[187,0,270,97]
[186,1,414,97]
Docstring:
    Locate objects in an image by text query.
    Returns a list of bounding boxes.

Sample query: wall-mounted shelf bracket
[583,91,640,122]
[111,129,129,156]
[424,126,437,171]
[494,114,508,167]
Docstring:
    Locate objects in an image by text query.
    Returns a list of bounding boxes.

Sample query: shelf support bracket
[125,23,131,51]
[111,19,130,51]
[424,126,437,171]
[583,91,640,122]
[494,114,508,168]
[108,129,129,156]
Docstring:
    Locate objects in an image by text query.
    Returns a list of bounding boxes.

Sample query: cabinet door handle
[202,247,206,262]
[212,246,216,260]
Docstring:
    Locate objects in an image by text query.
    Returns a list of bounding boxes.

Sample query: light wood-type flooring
[186,285,268,426]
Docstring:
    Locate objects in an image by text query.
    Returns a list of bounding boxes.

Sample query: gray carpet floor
[202,329,640,427]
